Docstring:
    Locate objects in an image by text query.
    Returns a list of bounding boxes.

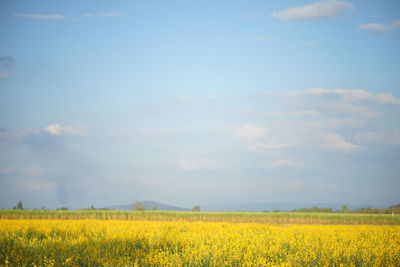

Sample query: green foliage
[192,206,201,212]
[291,206,332,213]
[16,201,23,210]
[132,201,146,211]
[0,210,398,225]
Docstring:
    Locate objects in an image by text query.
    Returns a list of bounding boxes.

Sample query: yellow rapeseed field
[0,219,399,266]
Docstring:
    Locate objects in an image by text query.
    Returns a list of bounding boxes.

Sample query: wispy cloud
[272,0,354,20]
[98,12,123,17]
[255,36,273,41]
[228,124,268,140]
[323,133,359,152]
[83,12,123,18]
[44,124,88,136]
[14,14,66,20]
[0,72,11,79]
[303,88,400,105]
[249,142,293,151]
[267,88,400,118]
[359,19,400,33]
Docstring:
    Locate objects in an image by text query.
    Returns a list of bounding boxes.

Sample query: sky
[0,0,399,209]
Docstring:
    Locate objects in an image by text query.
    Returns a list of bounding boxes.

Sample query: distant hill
[104,201,190,211]
[201,202,387,212]
[103,201,389,212]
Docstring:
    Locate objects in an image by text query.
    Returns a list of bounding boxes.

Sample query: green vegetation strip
[0,210,399,225]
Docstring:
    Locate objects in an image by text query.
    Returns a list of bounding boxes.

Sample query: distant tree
[192,205,201,212]
[91,205,95,210]
[291,206,332,213]
[57,207,68,210]
[17,201,23,210]
[152,205,158,211]
[310,206,319,212]
[132,201,146,211]
[340,205,348,212]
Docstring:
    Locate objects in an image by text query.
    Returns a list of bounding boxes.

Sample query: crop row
[0,210,399,225]
[1,219,399,266]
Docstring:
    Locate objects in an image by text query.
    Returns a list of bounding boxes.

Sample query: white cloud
[268,88,399,118]
[359,19,400,33]
[272,160,305,169]
[44,124,88,136]
[248,142,293,151]
[45,124,62,136]
[14,14,66,20]
[330,102,377,118]
[0,72,11,79]
[305,88,400,105]
[271,0,354,20]
[229,124,268,140]
[359,23,389,33]
[323,133,359,152]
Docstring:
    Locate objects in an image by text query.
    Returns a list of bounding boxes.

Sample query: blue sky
[0,0,399,209]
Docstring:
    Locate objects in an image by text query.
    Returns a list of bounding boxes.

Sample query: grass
[0,209,399,225]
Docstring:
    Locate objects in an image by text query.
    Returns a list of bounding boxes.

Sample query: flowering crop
[0,219,399,266]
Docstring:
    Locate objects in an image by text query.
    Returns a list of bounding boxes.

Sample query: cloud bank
[14,14,66,20]
[359,19,400,33]
[272,0,354,20]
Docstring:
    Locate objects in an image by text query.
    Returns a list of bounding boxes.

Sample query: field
[0,211,399,266]
[1,209,399,225]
